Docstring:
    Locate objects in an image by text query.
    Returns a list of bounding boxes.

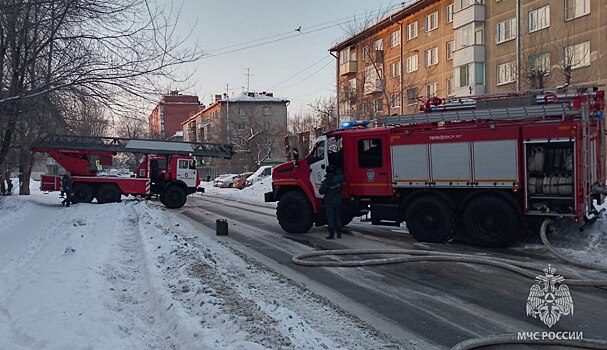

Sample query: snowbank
[199,176,273,205]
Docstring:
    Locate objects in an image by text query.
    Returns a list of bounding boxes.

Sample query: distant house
[148,91,203,140]
[182,91,289,177]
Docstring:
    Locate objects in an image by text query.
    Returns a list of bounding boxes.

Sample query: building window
[339,46,357,64]
[363,46,370,62]
[426,82,439,98]
[528,52,551,74]
[446,41,454,60]
[425,47,438,67]
[454,0,485,12]
[374,98,383,113]
[264,121,271,129]
[496,18,517,44]
[238,107,244,115]
[565,0,590,20]
[497,61,517,85]
[390,60,401,78]
[265,137,273,146]
[238,123,245,130]
[390,30,401,48]
[565,41,590,69]
[406,21,418,40]
[373,38,383,51]
[455,22,484,50]
[263,107,271,116]
[390,93,401,108]
[407,87,419,105]
[425,11,439,32]
[405,54,418,73]
[456,64,471,87]
[528,5,550,32]
[446,78,454,96]
[446,4,454,23]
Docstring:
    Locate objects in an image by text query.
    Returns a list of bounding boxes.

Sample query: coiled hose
[292,219,607,349]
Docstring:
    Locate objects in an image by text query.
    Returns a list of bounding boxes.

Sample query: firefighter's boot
[326,230,335,240]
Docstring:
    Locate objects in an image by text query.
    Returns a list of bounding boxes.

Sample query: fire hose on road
[291,219,607,349]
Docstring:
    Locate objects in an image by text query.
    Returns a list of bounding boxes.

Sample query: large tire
[96,184,122,204]
[404,194,454,243]
[277,191,314,233]
[161,186,187,209]
[462,195,521,248]
[72,183,94,203]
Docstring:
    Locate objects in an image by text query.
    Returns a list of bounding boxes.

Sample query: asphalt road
[181,194,607,349]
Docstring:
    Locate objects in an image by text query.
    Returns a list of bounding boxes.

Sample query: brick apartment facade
[331,0,607,120]
[181,91,289,178]
[148,91,202,140]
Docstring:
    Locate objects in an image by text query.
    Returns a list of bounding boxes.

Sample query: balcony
[453,44,485,66]
[364,79,385,95]
[339,61,358,76]
[453,4,485,28]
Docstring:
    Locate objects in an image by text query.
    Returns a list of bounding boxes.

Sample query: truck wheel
[72,183,94,203]
[162,186,187,209]
[462,195,521,248]
[277,191,313,233]
[97,184,122,204]
[404,195,454,243]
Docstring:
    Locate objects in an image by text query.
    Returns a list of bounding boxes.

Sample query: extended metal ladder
[380,87,603,126]
[381,103,582,126]
[33,135,234,158]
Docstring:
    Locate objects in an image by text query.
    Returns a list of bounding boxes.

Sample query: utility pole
[225,83,230,143]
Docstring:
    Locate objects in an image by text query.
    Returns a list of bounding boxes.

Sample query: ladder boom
[33,135,234,159]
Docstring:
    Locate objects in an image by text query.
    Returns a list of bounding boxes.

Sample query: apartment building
[181,91,289,176]
[148,91,202,140]
[331,0,607,119]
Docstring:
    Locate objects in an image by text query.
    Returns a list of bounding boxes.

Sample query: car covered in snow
[245,166,273,187]
[233,172,254,189]
[214,174,240,188]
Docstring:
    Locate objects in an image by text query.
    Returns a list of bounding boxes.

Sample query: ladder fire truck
[266,86,607,247]
[33,135,233,208]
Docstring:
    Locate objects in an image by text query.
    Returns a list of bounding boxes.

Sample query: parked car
[233,172,254,189]
[245,166,273,187]
[213,174,237,187]
[216,174,240,188]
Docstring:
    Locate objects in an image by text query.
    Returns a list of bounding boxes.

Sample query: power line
[267,56,332,90]
[276,60,334,91]
[202,3,404,59]
[206,3,402,54]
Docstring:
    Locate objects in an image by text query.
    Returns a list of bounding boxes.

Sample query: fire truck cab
[266,87,607,247]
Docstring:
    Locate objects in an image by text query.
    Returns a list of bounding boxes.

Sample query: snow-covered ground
[0,182,393,349]
[199,177,274,206]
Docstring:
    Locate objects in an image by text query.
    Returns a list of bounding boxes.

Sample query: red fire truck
[33,135,233,208]
[266,87,607,247]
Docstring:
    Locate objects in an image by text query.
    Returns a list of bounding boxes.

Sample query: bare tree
[0,0,204,174]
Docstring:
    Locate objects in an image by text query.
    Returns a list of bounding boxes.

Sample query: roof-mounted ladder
[33,135,234,159]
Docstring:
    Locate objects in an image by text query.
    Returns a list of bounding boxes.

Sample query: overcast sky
[172,0,400,116]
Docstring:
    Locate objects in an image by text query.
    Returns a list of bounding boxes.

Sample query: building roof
[329,0,436,52]
[221,91,289,103]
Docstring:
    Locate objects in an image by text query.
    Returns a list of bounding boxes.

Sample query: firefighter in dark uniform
[61,172,73,207]
[319,165,345,239]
